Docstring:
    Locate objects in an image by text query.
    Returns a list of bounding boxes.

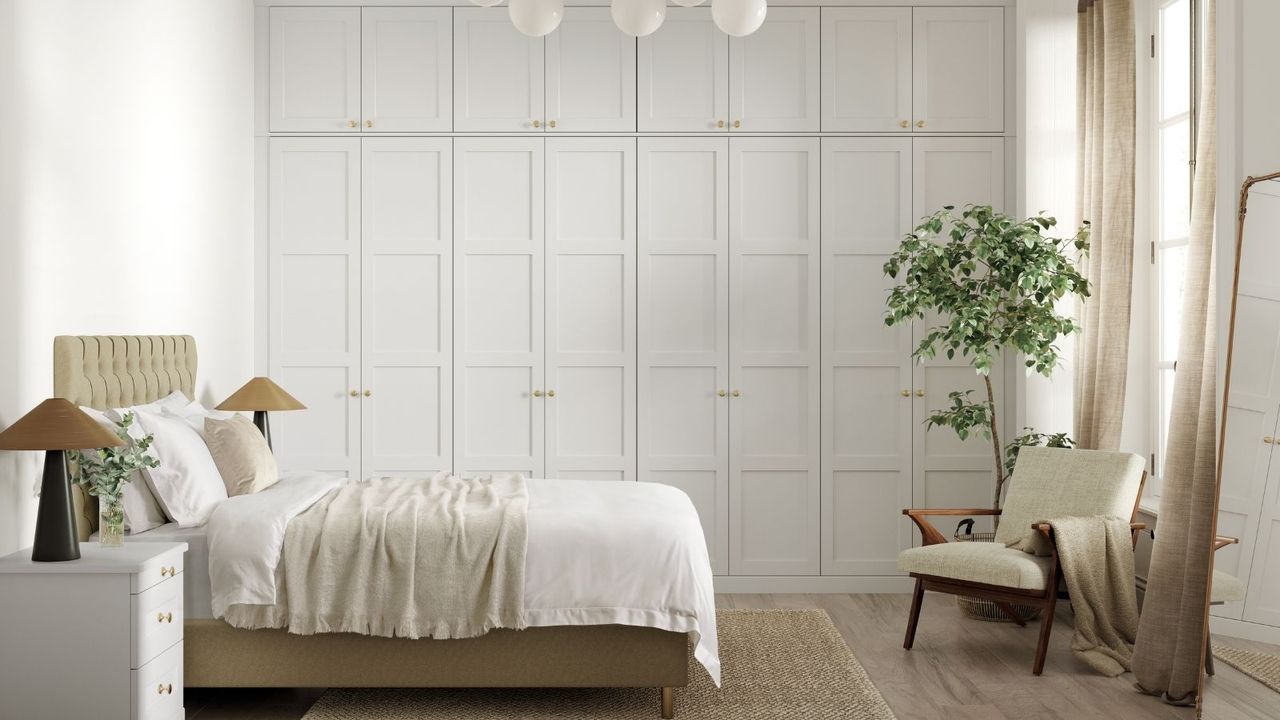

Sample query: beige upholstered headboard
[52,335,198,540]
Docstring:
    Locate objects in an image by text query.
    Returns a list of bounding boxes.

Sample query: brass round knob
[347,120,357,128]
[532,389,543,398]
[899,120,909,128]
[915,389,925,397]
[365,119,373,128]
[532,119,541,128]
[350,390,358,397]
[546,389,556,397]
[717,120,725,128]
[731,389,741,398]
[718,389,727,397]
[1265,436,1275,445]
[548,120,557,128]
[733,120,741,128]
[916,120,925,128]
[900,389,910,397]
[363,389,372,397]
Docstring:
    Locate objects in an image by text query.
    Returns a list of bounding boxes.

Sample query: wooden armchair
[897,447,1148,675]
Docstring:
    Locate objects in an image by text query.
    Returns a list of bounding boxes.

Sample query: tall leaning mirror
[1203,171,1280,714]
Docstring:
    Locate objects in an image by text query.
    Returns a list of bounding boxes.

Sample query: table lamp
[216,377,305,450]
[0,398,124,561]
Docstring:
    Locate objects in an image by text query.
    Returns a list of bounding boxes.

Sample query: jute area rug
[302,609,896,719]
[1213,643,1280,693]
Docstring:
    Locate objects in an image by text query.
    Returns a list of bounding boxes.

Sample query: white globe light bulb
[712,0,767,37]
[671,0,706,6]
[611,0,666,38]
[469,0,504,8]
[510,0,563,37]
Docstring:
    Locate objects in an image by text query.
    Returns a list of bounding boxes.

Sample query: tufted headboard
[52,335,198,540]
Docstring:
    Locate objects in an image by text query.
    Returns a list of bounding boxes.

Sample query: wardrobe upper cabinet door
[361,8,452,132]
[638,8,729,132]
[821,8,911,132]
[546,9,636,132]
[729,8,819,133]
[913,7,1005,132]
[454,8,544,132]
[270,7,361,132]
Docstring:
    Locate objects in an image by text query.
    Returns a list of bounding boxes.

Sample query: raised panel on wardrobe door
[361,8,452,132]
[546,9,636,132]
[821,7,912,132]
[638,137,730,574]
[638,8,729,133]
[361,139,452,480]
[729,7,819,133]
[545,138,636,482]
[454,8,544,132]
[728,138,820,577]
[820,138,914,576]
[912,137,1006,532]
[912,7,1005,132]
[1244,451,1280,625]
[454,138,545,477]
[270,7,361,132]
[269,138,361,477]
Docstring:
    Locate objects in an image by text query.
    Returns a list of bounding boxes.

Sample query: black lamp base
[31,449,80,562]
[253,410,272,451]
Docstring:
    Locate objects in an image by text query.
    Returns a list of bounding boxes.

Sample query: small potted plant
[67,413,160,546]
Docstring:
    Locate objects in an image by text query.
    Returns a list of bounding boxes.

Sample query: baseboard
[1209,616,1280,645]
[712,575,915,594]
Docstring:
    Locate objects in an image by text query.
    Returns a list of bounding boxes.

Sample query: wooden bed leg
[660,687,674,719]
[904,577,924,650]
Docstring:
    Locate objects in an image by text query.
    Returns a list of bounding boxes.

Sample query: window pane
[1160,119,1191,239]
[1160,245,1187,361]
[1158,367,1177,472]
[1160,0,1190,119]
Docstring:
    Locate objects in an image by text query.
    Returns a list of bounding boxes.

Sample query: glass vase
[99,493,125,547]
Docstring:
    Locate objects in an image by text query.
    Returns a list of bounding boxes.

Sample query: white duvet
[207,472,720,685]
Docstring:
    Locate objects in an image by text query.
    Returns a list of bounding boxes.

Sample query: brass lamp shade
[216,377,306,412]
[0,398,123,451]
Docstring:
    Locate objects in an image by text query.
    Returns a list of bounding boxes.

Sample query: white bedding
[205,472,721,685]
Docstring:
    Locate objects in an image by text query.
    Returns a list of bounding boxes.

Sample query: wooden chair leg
[904,578,925,650]
[1204,634,1216,677]
[1032,589,1058,675]
[660,687,674,719]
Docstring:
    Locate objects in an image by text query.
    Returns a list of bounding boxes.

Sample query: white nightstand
[0,542,187,720]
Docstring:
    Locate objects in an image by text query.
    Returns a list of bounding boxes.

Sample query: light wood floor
[184,593,1277,719]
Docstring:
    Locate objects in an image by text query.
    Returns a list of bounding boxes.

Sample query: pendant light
[672,0,707,6]
[469,0,504,8]
[711,0,767,37]
[510,0,564,36]
[611,0,666,38]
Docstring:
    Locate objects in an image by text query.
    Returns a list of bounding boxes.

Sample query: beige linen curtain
[1074,0,1137,451]
[1131,0,1217,705]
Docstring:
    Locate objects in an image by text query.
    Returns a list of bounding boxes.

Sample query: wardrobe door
[269,7,360,132]
[545,139,636,482]
[546,9,636,132]
[821,138,914,576]
[361,8,452,132]
[269,138,361,477]
[912,7,1005,132]
[360,138,453,480]
[454,138,545,478]
[728,7,820,133]
[454,8,544,132]
[638,137,730,574]
[727,138,821,576]
[638,8,729,132]
[911,137,1007,529]
[821,7,912,132]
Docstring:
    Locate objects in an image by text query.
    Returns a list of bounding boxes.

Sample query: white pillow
[132,408,228,527]
[77,406,168,534]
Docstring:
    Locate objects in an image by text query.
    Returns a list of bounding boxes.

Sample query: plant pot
[99,493,125,547]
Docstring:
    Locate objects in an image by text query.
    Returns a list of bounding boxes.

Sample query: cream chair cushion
[1211,570,1246,604]
[996,447,1145,555]
[897,541,1054,591]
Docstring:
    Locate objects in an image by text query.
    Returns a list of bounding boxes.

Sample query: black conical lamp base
[31,450,80,562]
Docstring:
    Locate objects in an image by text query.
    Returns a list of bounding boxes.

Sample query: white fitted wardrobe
[260,1,1014,586]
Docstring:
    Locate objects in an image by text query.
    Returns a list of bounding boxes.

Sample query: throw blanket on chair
[221,472,529,639]
[1045,515,1139,676]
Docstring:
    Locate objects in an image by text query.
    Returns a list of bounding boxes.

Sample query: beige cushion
[204,415,279,496]
[997,447,1145,555]
[897,541,1054,590]
[1211,570,1245,603]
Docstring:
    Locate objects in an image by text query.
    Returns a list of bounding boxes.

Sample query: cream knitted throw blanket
[1045,515,1138,676]
[222,472,528,639]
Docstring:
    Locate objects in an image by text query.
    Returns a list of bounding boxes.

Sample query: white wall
[0,0,255,555]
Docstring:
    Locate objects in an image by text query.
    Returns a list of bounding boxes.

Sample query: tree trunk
[985,374,1005,527]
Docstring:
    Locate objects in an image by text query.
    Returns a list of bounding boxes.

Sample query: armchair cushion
[898,541,1054,591]
[1211,570,1245,604]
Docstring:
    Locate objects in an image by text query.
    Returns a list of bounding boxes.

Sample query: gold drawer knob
[532,389,543,398]
[717,120,725,128]
[731,389,741,398]
[347,120,357,128]
[1265,436,1275,445]
[160,566,176,578]
[532,119,541,128]
[350,390,359,397]
[546,389,556,398]
[900,389,910,397]
[364,389,372,397]
[733,120,741,128]
[548,120,557,128]
[157,611,173,624]
[156,683,173,695]
[899,120,909,128]
[916,120,925,128]
[365,119,373,128]
[718,389,727,397]
[915,389,925,397]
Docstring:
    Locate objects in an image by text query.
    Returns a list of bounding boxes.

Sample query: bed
[54,335,700,718]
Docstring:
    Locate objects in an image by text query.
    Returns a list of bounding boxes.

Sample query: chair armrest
[1030,521,1148,548]
[902,508,1001,546]
[1213,535,1240,552]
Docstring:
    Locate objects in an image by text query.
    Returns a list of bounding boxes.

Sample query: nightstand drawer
[131,575,183,668]
[132,640,183,720]
[132,546,184,594]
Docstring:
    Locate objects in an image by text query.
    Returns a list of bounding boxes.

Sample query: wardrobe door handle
[916,120,925,128]
[546,390,556,398]
[731,389,741,398]
[900,389,910,397]
[364,390,372,397]
[532,390,544,398]
[733,120,741,129]
[532,119,541,128]
[347,120,357,128]
[365,119,373,128]
[899,120,909,128]
[350,390,358,398]
[548,120,557,129]
[1265,436,1275,445]
[718,389,727,397]
[717,120,725,129]
[915,389,925,397]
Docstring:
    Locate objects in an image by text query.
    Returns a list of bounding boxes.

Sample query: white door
[728,7,820,133]
[913,7,1005,132]
[912,137,1007,531]
[268,138,361,477]
[361,8,452,133]
[1245,453,1280,626]
[545,138,636,482]
[638,137,730,574]
[638,8,729,133]
[546,9,636,132]
[727,138,821,576]
[454,8,544,132]
[821,7,912,133]
[454,138,545,478]
[269,7,360,132]
[820,138,914,576]
[360,138,453,480]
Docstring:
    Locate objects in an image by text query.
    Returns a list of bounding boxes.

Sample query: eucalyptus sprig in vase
[67,412,160,547]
